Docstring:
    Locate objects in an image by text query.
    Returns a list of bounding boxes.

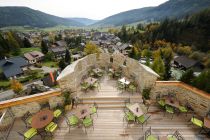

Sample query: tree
[129,45,140,60]
[193,70,210,93]
[179,69,194,85]
[59,58,66,70]
[84,42,100,55]
[162,47,174,80]
[6,32,21,55]
[0,34,9,58]
[142,49,152,58]
[152,56,165,79]
[23,37,32,48]
[65,49,71,64]
[41,40,48,54]
[10,79,23,94]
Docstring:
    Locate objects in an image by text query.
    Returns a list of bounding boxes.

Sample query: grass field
[41,61,58,68]
[20,47,41,55]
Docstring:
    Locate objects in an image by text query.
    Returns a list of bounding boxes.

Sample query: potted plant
[63,91,72,111]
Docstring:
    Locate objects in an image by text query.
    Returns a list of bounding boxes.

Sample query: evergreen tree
[58,58,66,70]
[41,40,48,54]
[0,33,9,58]
[193,70,210,93]
[179,69,194,85]
[6,32,20,55]
[23,37,32,48]
[65,49,71,64]
[152,56,165,79]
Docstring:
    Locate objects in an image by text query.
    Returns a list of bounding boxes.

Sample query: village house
[173,56,204,71]
[0,56,28,79]
[24,51,44,64]
[50,40,67,59]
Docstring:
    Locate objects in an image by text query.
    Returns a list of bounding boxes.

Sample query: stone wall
[151,82,210,117]
[10,96,64,118]
[57,53,159,92]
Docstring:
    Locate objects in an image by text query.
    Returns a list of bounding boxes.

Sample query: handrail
[155,81,210,99]
[0,89,61,110]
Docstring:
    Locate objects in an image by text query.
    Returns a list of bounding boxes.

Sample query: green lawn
[20,47,41,55]
[0,80,10,90]
[41,61,58,68]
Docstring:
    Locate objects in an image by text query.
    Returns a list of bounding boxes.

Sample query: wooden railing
[155,81,210,99]
[0,90,61,110]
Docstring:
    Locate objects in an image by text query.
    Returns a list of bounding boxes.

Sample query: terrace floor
[7,76,206,140]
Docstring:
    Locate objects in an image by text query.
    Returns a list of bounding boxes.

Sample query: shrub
[142,88,151,100]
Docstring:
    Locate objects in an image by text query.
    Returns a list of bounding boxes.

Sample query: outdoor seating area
[2,69,209,140]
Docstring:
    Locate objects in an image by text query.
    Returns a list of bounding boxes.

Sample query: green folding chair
[66,115,79,133]
[45,122,58,137]
[144,127,158,140]
[117,82,125,93]
[179,106,188,116]
[158,99,166,109]
[123,111,135,127]
[54,109,62,119]
[167,130,184,140]
[82,117,94,133]
[93,82,100,91]
[81,82,89,93]
[128,84,136,95]
[18,128,38,140]
[164,105,174,120]
[90,102,98,117]
[136,114,151,130]
[190,116,206,134]
[21,111,33,128]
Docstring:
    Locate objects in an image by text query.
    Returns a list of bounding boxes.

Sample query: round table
[31,109,54,129]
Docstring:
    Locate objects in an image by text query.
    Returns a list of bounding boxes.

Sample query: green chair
[114,72,121,78]
[190,116,205,134]
[167,130,184,140]
[117,82,125,93]
[82,117,94,133]
[93,82,100,91]
[81,82,89,93]
[167,135,177,140]
[144,127,158,140]
[18,128,38,140]
[136,114,151,130]
[90,102,98,117]
[179,106,188,116]
[124,111,135,127]
[128,84,136,95]
[54,109,62,118]
[66,115,79,133]
[157,99,166,108]
[97,72,103,78]
[21,111,33,128]
[165,105,174,120]
[45,122,58,137]
[108,72,113,79]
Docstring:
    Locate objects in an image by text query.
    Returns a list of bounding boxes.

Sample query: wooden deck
[7,76,207,140]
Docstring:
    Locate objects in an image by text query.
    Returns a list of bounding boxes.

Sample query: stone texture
[151,84,210,117]
[57,53,159,92]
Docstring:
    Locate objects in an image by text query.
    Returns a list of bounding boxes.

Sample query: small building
[0,57,28,79]
[42,71,59,87]
[173,56,203,71]
[50,45,66,60]
[24,51,44,64]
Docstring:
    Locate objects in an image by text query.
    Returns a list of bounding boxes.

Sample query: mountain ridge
[0,6,84,28]
[93,0,210,26]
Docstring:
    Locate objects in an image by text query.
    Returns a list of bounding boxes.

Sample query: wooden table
[118,77,130,85]
[164,97,180,108]
[84,77,98,85]
[92,68,103,74]
[127,103,144,117]
[73,105,91,119]
[31,109,54,129]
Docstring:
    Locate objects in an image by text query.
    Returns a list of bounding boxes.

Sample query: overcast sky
[0,0,168,20]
